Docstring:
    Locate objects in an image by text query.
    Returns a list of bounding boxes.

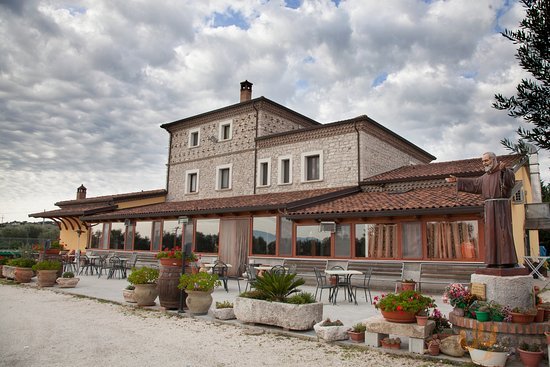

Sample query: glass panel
[134,221,153,251]
[260,163,268,186]
[195,219,219,253]
[402,222,422,258]
[162,220,182,250]
[252,217,276,255]
[125,223,134,251]
[109,222,125,250]
[101,223,109,250]
[151,221,162,251]
[306,155,319,180]
[220,168,229,189]
[426,220,479,260]
[279,217,293,256]
[90,225,103,249]
[296,225,331,257]
[184,221,193,254]
[191,132,199,146]
[334,224,351,257]
[189,173,197,193]
[354,223,396,258]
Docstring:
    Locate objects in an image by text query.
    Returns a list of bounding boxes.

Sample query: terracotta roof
[287,184,483,218]
[364,154,523,184]
[81,187,357,221]
[28,203,117,218]
[54,189,167,206]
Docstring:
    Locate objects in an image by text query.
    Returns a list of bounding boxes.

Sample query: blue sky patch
[296,79,309,91]
[493,0,514,33]
[212,9,249,29]
[285,0,301,9]
[462,71,478,79]
[372,72,388,87]
[66,5,86,16]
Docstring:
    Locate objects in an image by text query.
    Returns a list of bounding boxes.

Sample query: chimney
[77,184,87,200]
[240,80,253,102]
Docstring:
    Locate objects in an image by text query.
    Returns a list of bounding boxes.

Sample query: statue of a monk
[446,152,518,268]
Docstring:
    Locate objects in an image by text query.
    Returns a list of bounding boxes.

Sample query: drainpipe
[253,101,259,194]
[165,131,173,193]
[354,121,361,184]
[526,143,542,203]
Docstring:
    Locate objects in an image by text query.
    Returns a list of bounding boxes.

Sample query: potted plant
[427,337,441,356]
[400,278,416,291]
[210,300,235,320]
[475,303,490,322]
[122,284,136,303]
[381,337,401,349]
[443,283,471,316]
[517,342,544,367]
[156,247,198,269]
[314,318,349,342]
[33,260,62,287]
[429,309,453,338]
[487,301,507,322]
[416,309,429,326]
[372,290,436,323]
[347,322,366,342]
[510,307,537,324]
[234,272,322,331]
[56,271,80,288]
[467,340,509,367]
[7,257,36,283]
[127,267,159,306]
[178,271,220,315]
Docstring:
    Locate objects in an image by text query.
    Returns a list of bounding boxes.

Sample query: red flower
[396,305,403,311]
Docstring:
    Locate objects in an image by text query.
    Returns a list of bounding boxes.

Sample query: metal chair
[330,265,351,301]
[212,260,229,292]
[244,264,257,292]
[352,268,373,305]
[313,267,337,302]
[125,252,138,271]
[270,265,286,275]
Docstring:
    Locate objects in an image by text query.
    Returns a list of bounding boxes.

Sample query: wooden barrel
[158,265,182,310]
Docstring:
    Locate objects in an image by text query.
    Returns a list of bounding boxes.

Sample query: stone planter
[122,288,136,303]
[37,270,58,287]
[314,321,349,342]
[210,307,235,320]
[234,297,323,331]
[185,290,214,315]
[14,267,34,283]
[133,283,158,307]
[56,277,80,288]
[2,265,16,280]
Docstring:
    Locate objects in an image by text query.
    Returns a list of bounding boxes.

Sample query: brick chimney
[76,184,87,200]
[240,80,253,102]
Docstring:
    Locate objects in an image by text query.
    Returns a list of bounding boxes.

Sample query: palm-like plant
[251,271,305,302]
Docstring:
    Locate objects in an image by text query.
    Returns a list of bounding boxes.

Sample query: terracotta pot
[37,270,58,287]
[510,312,535,324]
[185,289,213,315]
[381,310,416,323]
[416,315,428,326]
[535,308,544,323]
[159,258,183,267]
[381,340,400,349]
[518,348,544,367]
[400,282,416,291]
[428,342,440,356]
[347,331,365,343]
[544,309,550,321]
[133,283,158,307]
[14,267,34,283]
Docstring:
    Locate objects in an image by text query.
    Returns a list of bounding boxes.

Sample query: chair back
[212,260,228,278]
[246,264,257,281]
[270,265,286,275]
[362,268,373,286]
[313,267,326,285]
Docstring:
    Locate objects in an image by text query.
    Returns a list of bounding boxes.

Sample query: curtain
[220,219,249,276]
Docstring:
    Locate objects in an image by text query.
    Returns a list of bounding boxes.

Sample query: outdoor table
[524,256,550,279]
[324,269,362,305]
[254,265,288,277]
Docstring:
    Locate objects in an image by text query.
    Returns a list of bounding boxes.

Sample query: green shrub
[351,322,366,333]
[239,289,269,300]
[178,271,220,291]
[128,267,159,284]
[7,258,36,268]
[286,292,316,304]
[250,271,305,302]
[215,301,233,309]
[32,260,62,271]
[62,271,75,278]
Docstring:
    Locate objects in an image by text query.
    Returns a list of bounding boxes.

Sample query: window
[426,220,479,260]
[402,222,422,258]
[354,223,397,258]
[301,150,323,182]
[101,223,109,249]
[185,169,199,194]
[188,128,200,147]
[195,219,219,253]
[278,156,292,185]
[134,221,153,251]
[151,221,162,251]
[216,164,232,190]
[109,222,125,250]
[252,217,277,255]
[90,226,103,249]
[161,220,183,250]
[296,225,331,257]
[218,121,232,141]
[278,217,293,256]
[257,158,271,187]
[125,222,134,251]
[334,224,351,257]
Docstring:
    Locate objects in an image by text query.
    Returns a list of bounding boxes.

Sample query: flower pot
[428,342,440,356]
[122,288,136,303]
[535,308,544,323]
[56,277,79,288]
[416,315,428,326]
[37,269,59,287]
[133,283,158,306]
[185,289,213,315]
[452,307,465,317]
[14,267,33,283]
[475,311,490,322]
[518,348,544,367]
[544,309,550,321]
[467,347,509,367]
[510,312,535,324]
[381,340,401,349]
[400,282,416,291]
[159,258,183,267]
[347,331,365,343]
[381,310,416,323]
[491,314,505,322]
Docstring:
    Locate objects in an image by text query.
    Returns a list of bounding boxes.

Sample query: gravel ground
[0,283,454,367]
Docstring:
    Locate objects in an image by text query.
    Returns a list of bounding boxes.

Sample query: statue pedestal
[471,273,535,310]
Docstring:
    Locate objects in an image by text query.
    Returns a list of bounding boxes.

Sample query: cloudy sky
[1,0,548,223]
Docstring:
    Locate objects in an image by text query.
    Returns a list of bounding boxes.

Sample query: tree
[493,0,550,151]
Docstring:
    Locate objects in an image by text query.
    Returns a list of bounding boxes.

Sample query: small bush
[351,322,366,333]
[286,292,316,304]
[128,267,159,285]
[239,290,269,300]
[32,260,62,271]
[520,342,543,352]
[8,258,36,268]
[62,271,75,278]
[251,271,305,302]
[215,301,233,309]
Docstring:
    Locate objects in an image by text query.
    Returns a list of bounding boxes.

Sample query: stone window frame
[188,127,200,148]
[216,163,233,191]
[218,120,233,142]
[185,169,200,194]
[257,158,271,188]
[300,150,323,183]
[278,155,293,185]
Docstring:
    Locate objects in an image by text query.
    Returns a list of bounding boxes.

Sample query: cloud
[0,0,548,222]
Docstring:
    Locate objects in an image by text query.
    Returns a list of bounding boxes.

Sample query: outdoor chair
[269,265,286,275]
[330,265,351,301]
[313,267,336,302]
[244,264,257,292]
[352,268,373,305]
[212,260,229,292]
[97,253,115,278]
[107,256,126,279]
[125,252,138,270]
